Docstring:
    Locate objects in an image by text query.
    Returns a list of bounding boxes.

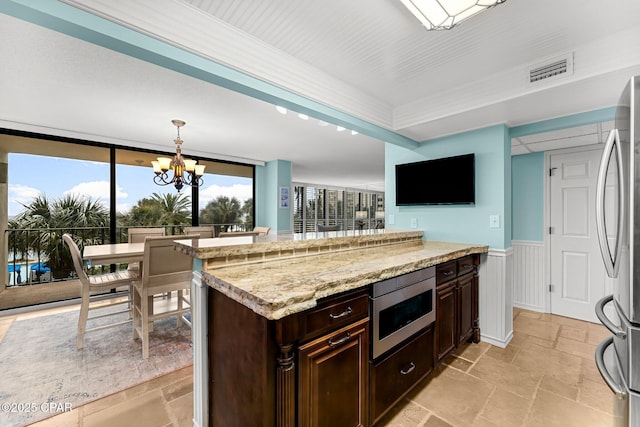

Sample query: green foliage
[118,192,191,227]
[200,196,243,232]
[9,194,109,280]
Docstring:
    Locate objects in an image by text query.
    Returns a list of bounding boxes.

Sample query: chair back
[141,236,194,289]
[253,226,271,236]
[183,226,215,238]
[128,227,165,243]
[62,234,90,286]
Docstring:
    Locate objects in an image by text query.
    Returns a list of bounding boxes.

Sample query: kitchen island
[175,230,488,427]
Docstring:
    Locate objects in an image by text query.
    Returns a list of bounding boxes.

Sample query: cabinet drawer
[457,255,476,277]
[436,261,457,283]
[370,326,434,424]
[300,291,369,342]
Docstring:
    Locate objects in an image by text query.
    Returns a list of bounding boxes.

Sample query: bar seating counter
[175,229,488,427]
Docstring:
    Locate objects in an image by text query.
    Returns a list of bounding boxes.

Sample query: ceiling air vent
[528,53,573,84]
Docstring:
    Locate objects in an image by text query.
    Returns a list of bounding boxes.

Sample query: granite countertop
[199,240,488,320]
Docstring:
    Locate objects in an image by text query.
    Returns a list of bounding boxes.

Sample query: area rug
[0,307,192,426]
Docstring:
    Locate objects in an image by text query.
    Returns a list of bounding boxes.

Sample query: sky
[7,153,253,218]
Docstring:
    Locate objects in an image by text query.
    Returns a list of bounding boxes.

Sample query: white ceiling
[2,0,640,191]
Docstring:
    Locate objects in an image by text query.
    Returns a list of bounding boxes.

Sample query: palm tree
[150,193,191,226]
[10,194,109,280]
[119,192,190,231]
[200,196,242,232]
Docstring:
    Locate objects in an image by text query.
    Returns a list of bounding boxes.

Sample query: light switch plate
[410,218,418,228]
[388,214,395,225]
[489,215,500,229]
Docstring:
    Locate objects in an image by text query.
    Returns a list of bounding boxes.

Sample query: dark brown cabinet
[435,280,457,361]
[369,326,433,425]
[298,318,369,427]
[435,255,479,363]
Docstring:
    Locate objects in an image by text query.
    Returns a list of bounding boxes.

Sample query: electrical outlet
[489,215,500,229]
[410,218,418,228]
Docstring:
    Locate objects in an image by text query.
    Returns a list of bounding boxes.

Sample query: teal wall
[385,125,511,249]
[255,160,292,233]
[511,152,545,241]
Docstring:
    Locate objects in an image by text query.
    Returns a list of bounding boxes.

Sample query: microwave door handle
[596,129,621,277]
[595,295,626,338]
[595,336,627,399]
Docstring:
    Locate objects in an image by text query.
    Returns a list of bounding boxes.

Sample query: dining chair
[63,234,138,350]
[253,226,271,236]
[127,227,166,271]
[132,235,193,358]
[183,225,215,238]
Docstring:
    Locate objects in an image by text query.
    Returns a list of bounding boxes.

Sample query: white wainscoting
[512,240,545,312]
[478,248,513,348]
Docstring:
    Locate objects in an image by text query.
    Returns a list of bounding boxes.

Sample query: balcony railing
[4,223,247,287]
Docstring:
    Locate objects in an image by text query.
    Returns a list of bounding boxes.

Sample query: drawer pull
[328,332,351,347]
[461,263,474,269]
[329,306,353,319]
[400,362,416,375]
[442,270,455,276]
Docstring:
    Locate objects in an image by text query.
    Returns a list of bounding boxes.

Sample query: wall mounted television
[395,153,475,205]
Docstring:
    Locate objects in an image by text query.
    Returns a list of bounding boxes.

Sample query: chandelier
[151,120,205,191]
[400,0,506,30]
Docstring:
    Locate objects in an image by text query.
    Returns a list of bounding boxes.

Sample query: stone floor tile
[484,343,521,363]
[555,336,597,360]
[409,366,493,426]
[524,389,615,427]
[513,316,560,341]
[469,355,541,399]
[539,374,579,401]
[559,324,587,342]
[480,388,531,426]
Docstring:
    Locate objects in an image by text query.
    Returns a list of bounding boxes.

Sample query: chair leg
[77,287,90,350]
[176,290,183,328]
[132,285,141,341]
[141,289,150,359]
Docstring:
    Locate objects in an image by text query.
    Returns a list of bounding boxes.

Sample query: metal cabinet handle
[442,270,454,276]
[329,306,353,319]
[400,362,415,375]
[461,263,474,269]
[328,332,351,347]
[595,295,626,338]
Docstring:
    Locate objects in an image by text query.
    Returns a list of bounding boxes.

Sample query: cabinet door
[370,326,433,425]
[457,273,474,345]
[435,282,457,362]
[298,318,369,427]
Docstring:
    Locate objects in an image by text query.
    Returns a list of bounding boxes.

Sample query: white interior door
[549,147,608,322]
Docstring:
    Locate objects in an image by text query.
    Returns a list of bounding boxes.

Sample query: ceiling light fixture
[337,126,345,132]
[151,120,205,192]
[298,113,309,120]
[400,0,506,30]
[275,106,287,114]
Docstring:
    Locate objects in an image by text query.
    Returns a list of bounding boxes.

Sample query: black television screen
[395,154,475,205]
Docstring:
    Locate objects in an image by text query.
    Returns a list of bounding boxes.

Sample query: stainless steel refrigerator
[595,75,640,426]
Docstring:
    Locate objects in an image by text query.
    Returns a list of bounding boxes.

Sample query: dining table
[82,242,145,266]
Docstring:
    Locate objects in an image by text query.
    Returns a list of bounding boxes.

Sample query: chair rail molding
[478,247,513,348]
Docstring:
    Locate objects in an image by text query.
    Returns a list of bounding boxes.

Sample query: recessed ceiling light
[337,126,345,132]
[275,106,287,114]
[318,120,329,126]
[298,113,309,120]
[351,130,359,135]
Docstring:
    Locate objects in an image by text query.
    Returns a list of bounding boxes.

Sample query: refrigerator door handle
[595,128,625,278]
[595,295,626,338]
[595,336,627,400]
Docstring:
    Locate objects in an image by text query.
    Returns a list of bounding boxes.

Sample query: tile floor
[4,306,618,426]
